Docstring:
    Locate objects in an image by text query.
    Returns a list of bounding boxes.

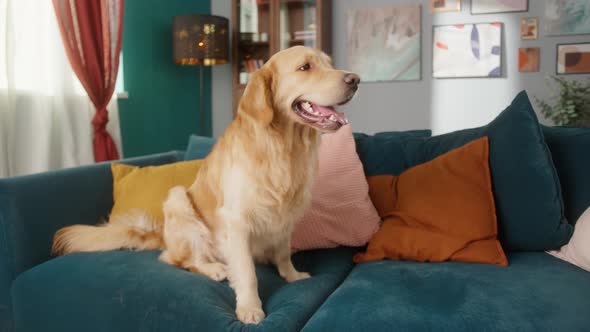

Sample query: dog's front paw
[236,305,265,324]
[286,271,311,283]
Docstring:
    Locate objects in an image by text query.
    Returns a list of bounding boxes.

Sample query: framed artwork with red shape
[519,47,539,72]
[557,43,590,75]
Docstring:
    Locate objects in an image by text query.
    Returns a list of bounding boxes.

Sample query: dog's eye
[298,63,311,71]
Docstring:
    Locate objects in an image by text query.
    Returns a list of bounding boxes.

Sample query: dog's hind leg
[159,186,227,281]
[160,246,227,282]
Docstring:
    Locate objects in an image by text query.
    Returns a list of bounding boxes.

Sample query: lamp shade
[173,14,229,66]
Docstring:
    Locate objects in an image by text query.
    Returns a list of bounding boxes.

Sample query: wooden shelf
[284,0,316,4]
[258,0,315,4]
[289,38,315,44]
[238,41,270,47]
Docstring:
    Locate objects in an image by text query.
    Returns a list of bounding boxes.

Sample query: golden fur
[52,46,359,324]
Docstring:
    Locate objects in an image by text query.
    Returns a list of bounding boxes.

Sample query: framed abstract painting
[545,0,590,36]
[471,0,528,14]
[347,5,421,82]
[557,43,590,75]
[433,23,503,78]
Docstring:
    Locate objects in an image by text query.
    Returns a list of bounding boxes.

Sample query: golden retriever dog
[52,46,360,324]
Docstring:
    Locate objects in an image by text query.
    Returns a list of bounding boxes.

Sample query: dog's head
[238,46,360,132]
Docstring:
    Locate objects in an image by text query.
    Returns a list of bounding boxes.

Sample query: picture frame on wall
[520,17,538,40]
[557,43,590,75]
[545,0,590,36]
[347,5,422,82]
[433,22,503,78]
[471,0,528,15]
[430,0,461,13]
[519,47,540,72]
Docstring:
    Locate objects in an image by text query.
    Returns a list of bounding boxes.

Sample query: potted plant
[534,76,590,127]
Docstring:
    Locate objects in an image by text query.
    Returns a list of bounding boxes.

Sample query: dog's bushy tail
[51,210,164,255]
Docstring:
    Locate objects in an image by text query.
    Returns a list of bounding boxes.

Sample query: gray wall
[212,0,590,136]
[211,0,233,137]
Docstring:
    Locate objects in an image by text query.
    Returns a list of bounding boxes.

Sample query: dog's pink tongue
[313,104,349,125]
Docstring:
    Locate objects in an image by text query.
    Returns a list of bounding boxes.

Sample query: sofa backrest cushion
[353,130,432,176]
[542,126,590,224]
[358,91,571,252]
[184,135,216,161]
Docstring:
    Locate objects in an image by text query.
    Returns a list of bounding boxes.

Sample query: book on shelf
[292,36,316,41]
[294,30,315,37]
[241,59,265,73]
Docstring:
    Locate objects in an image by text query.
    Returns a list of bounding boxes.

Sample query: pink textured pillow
[291,125,381,251]
[548,206,590,272]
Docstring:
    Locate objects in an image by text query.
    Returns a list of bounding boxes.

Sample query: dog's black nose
[344,73,360,87]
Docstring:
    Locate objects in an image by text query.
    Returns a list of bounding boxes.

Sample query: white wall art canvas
[347,5,421,82]
[433,23,503,78]
[471,0,528,14]
[545,0,590,36]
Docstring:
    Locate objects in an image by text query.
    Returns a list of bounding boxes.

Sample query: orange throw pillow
[353,137,508,266]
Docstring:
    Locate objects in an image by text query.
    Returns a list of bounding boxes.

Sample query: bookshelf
[231,0,332,114]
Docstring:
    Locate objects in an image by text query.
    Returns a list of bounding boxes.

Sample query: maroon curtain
[52,0,123,162]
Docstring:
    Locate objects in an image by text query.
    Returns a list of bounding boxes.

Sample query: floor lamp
[173,14,229,136]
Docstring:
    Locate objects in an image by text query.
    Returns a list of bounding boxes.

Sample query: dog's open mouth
[292,101,349,131]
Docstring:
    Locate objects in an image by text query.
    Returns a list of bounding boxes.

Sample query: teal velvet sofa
[2,93,590,331]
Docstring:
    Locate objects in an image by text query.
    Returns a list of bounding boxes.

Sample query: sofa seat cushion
[302,252,590,332]
[12,247,356,332]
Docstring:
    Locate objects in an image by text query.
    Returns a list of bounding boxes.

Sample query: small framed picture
[430,0,461,13]
[518,47,540,72]
[471,0,528,15]
[520,17,538,40]
[557,43,590,75]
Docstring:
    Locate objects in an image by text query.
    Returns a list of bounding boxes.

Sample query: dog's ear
[238,67,274,126]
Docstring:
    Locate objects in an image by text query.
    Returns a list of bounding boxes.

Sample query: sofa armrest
[0,150,183,330]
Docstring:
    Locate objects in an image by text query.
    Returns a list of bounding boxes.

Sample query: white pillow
[548,206,590,272]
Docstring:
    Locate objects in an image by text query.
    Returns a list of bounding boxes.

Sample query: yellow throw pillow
[110,159,203,221]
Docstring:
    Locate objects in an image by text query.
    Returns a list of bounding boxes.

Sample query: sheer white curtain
[0,0,122,178]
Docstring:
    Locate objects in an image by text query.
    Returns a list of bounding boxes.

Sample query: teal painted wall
[118,0,212,158]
